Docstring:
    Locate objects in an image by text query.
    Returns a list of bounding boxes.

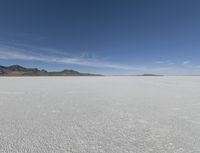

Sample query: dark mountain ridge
[0,65,102,76]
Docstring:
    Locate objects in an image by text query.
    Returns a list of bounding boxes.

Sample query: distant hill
[0,65,102,76]
[111,74,163,76]
[137,74,163,76]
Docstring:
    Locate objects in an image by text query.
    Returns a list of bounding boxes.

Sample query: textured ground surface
[0,77,200,153]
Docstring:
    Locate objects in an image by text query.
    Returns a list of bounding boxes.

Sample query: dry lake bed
[0,76,200,153]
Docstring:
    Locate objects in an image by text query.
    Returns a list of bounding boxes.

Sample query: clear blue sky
[0,0,200,75]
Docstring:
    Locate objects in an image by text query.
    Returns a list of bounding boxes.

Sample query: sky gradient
[0,0,200,75]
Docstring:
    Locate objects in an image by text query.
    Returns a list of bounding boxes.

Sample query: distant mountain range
[137,74,163,76]
[0,65,102,76]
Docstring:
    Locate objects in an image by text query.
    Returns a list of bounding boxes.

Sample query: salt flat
[0,77,200,153]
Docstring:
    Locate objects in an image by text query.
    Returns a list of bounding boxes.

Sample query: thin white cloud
[0,46,145,71]
[182,60,190,65]
[155,61,164,64]
[155,60,174,65]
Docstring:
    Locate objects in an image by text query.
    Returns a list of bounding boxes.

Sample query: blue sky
[0,0,200,75]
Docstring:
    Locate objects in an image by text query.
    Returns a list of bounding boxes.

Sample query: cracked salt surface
[0,76,200,153]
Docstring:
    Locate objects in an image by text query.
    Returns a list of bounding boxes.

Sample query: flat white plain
[0,76,200,153]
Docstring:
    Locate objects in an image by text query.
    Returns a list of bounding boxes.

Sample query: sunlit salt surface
[0,76,200,153]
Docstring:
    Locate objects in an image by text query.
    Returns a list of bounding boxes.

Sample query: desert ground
[0,76,200,153]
